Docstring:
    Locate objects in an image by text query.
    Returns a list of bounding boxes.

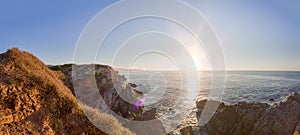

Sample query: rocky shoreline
[39,58,300,134]
[175,92,300,135]
[1,48,299,135]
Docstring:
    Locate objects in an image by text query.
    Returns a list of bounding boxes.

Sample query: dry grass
[0,48,134,135]
[81,104,134,135]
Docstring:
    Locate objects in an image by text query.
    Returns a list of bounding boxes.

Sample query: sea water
[119,70,300,130]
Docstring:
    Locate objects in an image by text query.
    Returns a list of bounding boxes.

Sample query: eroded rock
[196,93,300,135]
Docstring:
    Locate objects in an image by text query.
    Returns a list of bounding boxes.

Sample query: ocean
[119,70,300,131]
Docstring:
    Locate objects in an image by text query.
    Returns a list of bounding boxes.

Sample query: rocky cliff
[51,64,146,120]
[0,48,134,135]
[196,93,300,135]
[50,64,165,134]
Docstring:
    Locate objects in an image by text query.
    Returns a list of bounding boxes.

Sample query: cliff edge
[0,48,133,135]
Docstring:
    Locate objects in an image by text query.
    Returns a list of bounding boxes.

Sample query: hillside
[0,48,133,135]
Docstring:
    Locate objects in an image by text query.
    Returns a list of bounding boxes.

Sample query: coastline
[173,92,300,135]
[0,48,299,135]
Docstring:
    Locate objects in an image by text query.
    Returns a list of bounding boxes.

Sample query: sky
[0,0,300,71]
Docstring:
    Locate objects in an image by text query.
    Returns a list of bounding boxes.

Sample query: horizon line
[46,63,300,72]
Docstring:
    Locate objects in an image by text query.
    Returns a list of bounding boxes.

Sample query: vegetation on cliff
[0,48,133,135]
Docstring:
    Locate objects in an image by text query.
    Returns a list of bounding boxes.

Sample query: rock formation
[196,93,300,135]
[51,64,165,134]
[52,64,144,119]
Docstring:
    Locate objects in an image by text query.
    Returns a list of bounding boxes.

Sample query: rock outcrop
[0,48,133,135]
[53,64,145,120]
[51,64,165,134]
[196,93,300,135]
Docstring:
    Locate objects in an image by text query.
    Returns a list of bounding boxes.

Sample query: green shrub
[49,65,62,71]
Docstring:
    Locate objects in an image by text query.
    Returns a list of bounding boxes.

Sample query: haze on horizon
[1,0,300,71]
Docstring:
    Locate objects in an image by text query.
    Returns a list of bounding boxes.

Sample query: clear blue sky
[0,0,299,71]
